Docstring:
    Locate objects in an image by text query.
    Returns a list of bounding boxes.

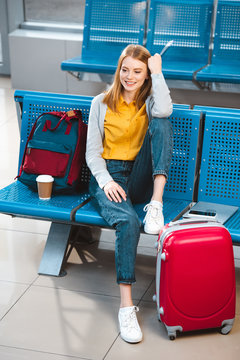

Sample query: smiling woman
[85,43,173,344]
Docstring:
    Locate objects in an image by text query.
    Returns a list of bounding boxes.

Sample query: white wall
[9,29,107,96]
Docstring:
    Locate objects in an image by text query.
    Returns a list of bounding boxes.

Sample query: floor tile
[0,76,13,89]
[0,281,28,319]
[233,246,240,259]
[0,286,120,359]
[235,266,240,284]
[0,346,86,360]
[0,121,19,188]
[236,286,240,315]
[0,214,50,235]
[105,300,240,360]
[34,239,155,301]
[0,228,46,283]
[0,98,17,127]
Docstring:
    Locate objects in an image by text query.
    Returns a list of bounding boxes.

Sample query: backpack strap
[42,111,82,135]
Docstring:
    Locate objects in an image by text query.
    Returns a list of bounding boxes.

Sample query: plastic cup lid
[36,175,54,183]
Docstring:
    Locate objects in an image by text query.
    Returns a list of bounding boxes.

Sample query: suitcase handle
[168,218,218,227]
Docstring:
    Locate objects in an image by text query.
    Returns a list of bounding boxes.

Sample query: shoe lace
[122,306,139,330]
[143,203,162,222]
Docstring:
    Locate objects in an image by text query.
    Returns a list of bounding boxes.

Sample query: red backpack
[18,110,87,193]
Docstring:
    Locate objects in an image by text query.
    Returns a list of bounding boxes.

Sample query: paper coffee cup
[36,175,54,200]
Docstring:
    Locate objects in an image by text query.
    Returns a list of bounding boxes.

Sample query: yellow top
[102,96,148,160]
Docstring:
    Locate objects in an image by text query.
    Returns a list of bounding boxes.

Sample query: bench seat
[225,209,240,245]
[0,181,90,222]
[161,61,206,81]
[61,55,118,75]
[74,198,191,228]
[196,63,240,84]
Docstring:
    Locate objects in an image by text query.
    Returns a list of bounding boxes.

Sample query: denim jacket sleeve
[146,73,173,120]
[85,94,113,189]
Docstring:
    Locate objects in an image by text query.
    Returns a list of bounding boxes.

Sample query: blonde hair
[103,44,152,112]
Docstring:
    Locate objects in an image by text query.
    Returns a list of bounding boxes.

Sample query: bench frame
[0,90,239,278]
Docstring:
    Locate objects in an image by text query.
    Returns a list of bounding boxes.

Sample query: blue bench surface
[61,0,146,74]
[0,181,90,222]
[194,105,240,114]
[145,0,213,80]
[196,0,240,83]
[197,111,240,243]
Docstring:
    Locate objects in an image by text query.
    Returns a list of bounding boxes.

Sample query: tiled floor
[0,76,239,360]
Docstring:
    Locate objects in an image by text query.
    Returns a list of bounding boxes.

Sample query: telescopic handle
[159,40,174,56]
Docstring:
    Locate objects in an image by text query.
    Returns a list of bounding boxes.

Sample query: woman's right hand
[148,53,162,74]
[104,181,127,203]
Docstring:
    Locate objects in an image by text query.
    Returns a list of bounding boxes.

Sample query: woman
[86,44,173,343]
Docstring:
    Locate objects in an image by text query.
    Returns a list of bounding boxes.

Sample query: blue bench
[61,0,240,85]
[0,90,201,277]
[61,0,146,75]
[146,0,213,80]
[194,105,240,115]
[196,0,240,83]
[196,111,240,244]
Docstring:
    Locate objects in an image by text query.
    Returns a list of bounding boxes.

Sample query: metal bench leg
[38,222,72,277]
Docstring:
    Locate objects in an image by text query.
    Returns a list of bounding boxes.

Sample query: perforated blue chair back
[146,0,213,62]
[82,0,146,62]
[164,109,201,201]
[212,0,240,65]
[198,112,240,206]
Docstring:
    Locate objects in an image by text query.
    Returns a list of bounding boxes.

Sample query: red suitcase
[154,219,236,340]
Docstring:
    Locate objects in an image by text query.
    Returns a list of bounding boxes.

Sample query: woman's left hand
[148,54,162,74]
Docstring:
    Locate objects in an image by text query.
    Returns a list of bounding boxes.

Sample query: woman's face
[120,56,148,97]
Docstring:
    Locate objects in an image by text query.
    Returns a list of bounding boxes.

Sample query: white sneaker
[143,200,164,234]
[118,306,143,343]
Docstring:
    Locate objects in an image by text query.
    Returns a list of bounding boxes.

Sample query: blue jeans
[89,118,173,284]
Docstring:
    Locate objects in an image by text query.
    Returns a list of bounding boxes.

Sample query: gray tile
[235,266,240,285]
[0,286,120,359]
[0,281,28,319]
[141,279,156,303]
[233,245,240,260]
[0,229,45,283]
[0,345,85,360]
[34,240,155,301]
[0,214,50,235]
[0,76,12,89]
[0,121,19,188]
[105,300,240,360]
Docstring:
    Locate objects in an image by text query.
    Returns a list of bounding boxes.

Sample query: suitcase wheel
[167,330,177,340]
[220,324,232,335]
